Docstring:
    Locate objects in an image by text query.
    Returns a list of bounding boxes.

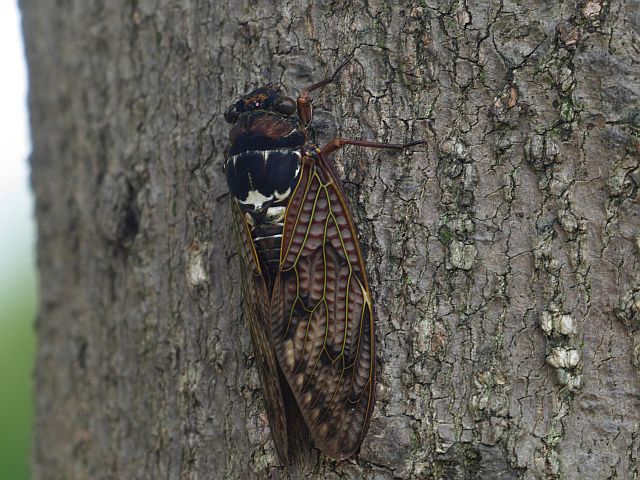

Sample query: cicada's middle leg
[320,138,427,156]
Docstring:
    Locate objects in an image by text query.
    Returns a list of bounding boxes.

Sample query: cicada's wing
[231,200,289,464]
[271,152,376,460]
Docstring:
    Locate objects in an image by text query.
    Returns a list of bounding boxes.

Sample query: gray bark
[23,0,639,478]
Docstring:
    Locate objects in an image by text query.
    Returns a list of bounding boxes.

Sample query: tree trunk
[23,0,639,478]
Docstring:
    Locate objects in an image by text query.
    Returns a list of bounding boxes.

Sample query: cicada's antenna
[256,65,285,92]
[259,65,271,81]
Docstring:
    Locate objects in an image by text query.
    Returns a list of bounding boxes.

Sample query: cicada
[223,58,424,462]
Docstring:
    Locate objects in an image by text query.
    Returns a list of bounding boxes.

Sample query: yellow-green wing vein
[272,154,375,460]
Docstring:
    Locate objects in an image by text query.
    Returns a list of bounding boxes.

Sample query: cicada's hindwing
[271,150,376,460]
[231,200,289,463]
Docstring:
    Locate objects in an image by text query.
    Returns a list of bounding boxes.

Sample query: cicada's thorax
[225,111,306,279]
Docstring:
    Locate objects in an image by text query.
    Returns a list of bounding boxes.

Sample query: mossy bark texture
[23,0,639,478]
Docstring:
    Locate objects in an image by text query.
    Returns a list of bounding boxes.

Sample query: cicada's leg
[321,138,427,156]
[297,57,352,125]
[215,192,230,203]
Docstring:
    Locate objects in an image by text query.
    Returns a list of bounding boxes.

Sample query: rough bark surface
[23,0,639,479]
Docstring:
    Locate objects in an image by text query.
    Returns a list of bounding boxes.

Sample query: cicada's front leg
[296,57,352,125]
[295,58,427,154]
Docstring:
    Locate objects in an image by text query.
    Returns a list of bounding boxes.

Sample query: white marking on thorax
[254,233,283,241]
[274,187,291,202]
[233,149,302,209]
[244,212,256,226]
[241,189,274,209]
[265,206,286,223]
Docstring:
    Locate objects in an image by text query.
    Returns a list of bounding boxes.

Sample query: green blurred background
[0,269,35,480]
[0,2,37,479]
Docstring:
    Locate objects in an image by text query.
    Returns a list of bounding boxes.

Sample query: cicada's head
[223,85,297,123]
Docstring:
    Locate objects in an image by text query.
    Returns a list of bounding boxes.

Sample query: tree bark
[23,0,639,478]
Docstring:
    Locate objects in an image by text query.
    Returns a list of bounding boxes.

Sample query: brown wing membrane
[271,152,376,459]
[231,201,289,463]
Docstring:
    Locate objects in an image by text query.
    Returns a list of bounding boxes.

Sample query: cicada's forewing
[231,200,289,464]
[271,152,376,460]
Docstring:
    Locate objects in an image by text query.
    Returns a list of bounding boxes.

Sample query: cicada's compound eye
[224,103,239,123]
[273,96,297,116]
